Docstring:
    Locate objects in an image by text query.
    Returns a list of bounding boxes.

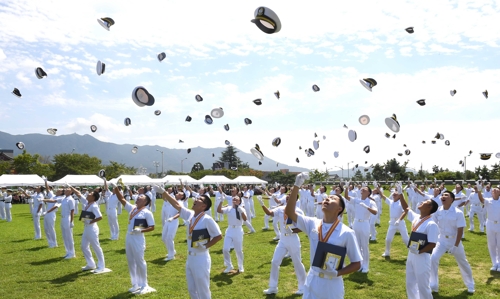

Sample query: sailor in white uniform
[477,186,500,271]
[379,188,409,257]
[161,187,184,261]
[114,185,156,295]
[344,186,377,273]
[46,187,76,258]
[71,186,108,273]
[259,195,307,295]
[218,194,247,273]
[286,173,362,299]
[158,186,222,299]
[3,189,13,222]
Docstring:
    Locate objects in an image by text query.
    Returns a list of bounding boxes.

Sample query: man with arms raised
[285,173,361,299]
[156,184,222,299]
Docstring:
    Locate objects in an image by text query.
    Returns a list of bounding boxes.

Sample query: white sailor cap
[251,7,282,34]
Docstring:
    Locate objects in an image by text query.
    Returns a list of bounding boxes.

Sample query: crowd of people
[1,174,499,298]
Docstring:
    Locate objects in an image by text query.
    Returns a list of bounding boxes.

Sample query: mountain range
[0,131,312,174]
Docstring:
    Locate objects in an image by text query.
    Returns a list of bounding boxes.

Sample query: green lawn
[1,192,499,299]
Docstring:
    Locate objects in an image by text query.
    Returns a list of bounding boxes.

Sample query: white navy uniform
[482,196,500,269]
[369,194,381,239]
[180,207,221,299]
[346,190,357,226]
[150,189,156,213]
[60,195,76,257]
[32,192,45,239]
[221,205,245,271]
[406,210,439,299]
[382,195,409,256]
[249,189,256,218]
[452,190,466,212]
[406,187,417,211]
[430,206,474,291]
[0,191,5,219]
[3,192,13,222]
[468,192,484,232]
[295,213,362,299]
[79,196,106,270]
[242,190,253,220]
[315,192,327,220]
[162,193,180,260]
[124,203,155,289]
[267,206,306,293]
[352,197,377,271]
[106,191,120,240]
[213,191,224,221]
[44,191,59,248]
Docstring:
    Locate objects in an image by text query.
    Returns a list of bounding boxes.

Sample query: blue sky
[1,0,499,174]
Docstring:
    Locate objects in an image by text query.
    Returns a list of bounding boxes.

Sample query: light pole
[156,149,164,176]
[71,148,75,154]
[153,161,160,177]
[334,166,344,180]
[347,161,354,180]
[463,151,472,181]
[181,158,187,173]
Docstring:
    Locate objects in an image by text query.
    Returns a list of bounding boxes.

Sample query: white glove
[167,217,174,222]
[257,196,264,206]
[41,212,46,217]
[359,202,369,209]
[237,206,245,214]
[409,247,419,254]
[200,184,204,189]
[109,182,117,189]
[70,222,74,228]
[294,172,309,187]
[18,187,24,192]
[215,182,220,187]
[42,175,47,182]
[198,243,207,249]
[261,183,266,189]
[394,219,400,226]
[448,246,458,254]
[328,269,338,278]
[153,185,165,194]
[131,228,142,235]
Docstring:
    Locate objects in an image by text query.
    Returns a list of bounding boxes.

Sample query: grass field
[1,189,499,299]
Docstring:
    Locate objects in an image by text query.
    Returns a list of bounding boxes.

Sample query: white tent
[108,175,154,185]
[0,174,45,187]
[162,175,199,184]
[232,176,268,185]
[50,175,105,186]
[196,175,233,184]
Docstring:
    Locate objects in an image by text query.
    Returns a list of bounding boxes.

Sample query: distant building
[0,149,13,161]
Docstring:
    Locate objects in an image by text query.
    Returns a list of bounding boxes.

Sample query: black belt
[0,200,4,202]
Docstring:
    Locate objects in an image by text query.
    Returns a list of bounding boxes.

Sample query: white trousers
[186,252,211,299]
[353,220,370,270]
[384,221,409,255]
[81,224,105,269]
[223,226,244,269]
[32,212,42,239]
[243,199,252,221]
[469,208,485,231]
[249,197,255,218]
[107,212,119,239]
[406,252,433,299]
[162,218,179,258]
[117,203,122,215]
[0,201,5,219]
[150,198,156,213]
[430,238,474,290]
[269,236,306,290]
[303,269,344,299]
[486,221,500,267]
[369,214,377,239]
[214,199,224,221]
[74,201,79,215]
[347,205,355,227]
[43,213,57,247]
[264,214,280,237]
[126,235,148,287]
[5,203,12,222]
[376,201,382,223]
[61,217,75,256]
[305,202,314,218]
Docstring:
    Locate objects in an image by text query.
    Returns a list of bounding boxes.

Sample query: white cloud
[296,47,313,55]
[179,62,191,67]
[105,67,153,79]
[0,48,5,60]
[70,72,90,84]
[16,72,32,85]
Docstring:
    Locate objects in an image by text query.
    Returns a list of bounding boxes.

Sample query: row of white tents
[0,174,268,187]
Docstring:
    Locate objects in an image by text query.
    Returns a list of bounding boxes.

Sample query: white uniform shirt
[276,192,287,205]
[353,198,377,220]
[482,189,492,198]
[45,191,57,210]
[432,206,466,239]
[179,207,221,253]
[221,205,244,226]
[124,202,155,234]
[385,196,405,219]
[451,191,465,209]
[295,213,362,270]
[407,210,439,246]
[468,193,482,210]
[406,187,415,201]
[315,192,327,204]
[464,188,473,198]
[274,206,303,236]
[33,192,45,213]
[60,196,75,218]
[107,194,119,214]
[483,197,500,222]
[81,200,103,226]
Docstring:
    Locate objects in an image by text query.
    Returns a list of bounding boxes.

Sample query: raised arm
[257,196,274,216]
[158,186,182,212]
[475,186,484,204]
[285,173,308,223]
[114,186,128,207]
